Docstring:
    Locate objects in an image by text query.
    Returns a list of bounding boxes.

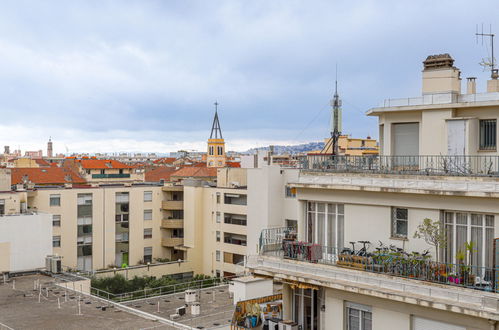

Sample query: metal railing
[91,173,131,179]
[303,155,499,177]
[259,229,499,293]
[90,276,232,302]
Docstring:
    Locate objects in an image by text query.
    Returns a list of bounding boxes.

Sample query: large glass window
[306,202,344,250]
[479,119,497,150]
[444,212,494,271]
[346,302,372,330]
[293,288,320,329]
[391,208,408,238]
[224,233,247,246]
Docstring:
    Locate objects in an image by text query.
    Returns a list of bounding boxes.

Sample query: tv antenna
[476,24,498,79]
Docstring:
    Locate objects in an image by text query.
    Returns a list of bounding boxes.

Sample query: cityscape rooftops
[76,159,135,169]
[11,167,86,185]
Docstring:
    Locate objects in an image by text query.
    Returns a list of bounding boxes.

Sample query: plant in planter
[413,218,446,263]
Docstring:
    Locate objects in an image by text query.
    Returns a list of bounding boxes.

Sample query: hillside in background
[245,141,324,155]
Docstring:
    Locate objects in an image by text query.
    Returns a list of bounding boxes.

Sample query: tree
[413,218,446,263]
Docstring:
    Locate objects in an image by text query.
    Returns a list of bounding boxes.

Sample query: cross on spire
[210,101,223,139]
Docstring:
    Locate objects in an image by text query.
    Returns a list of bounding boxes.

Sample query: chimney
[487,75,499,93]
[422,54,461,95]
[466,77,476,94]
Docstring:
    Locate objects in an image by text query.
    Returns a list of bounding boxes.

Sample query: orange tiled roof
[145,166,176,182]
[11,167,86,185]
[34,159,50,167]
[171,166,217,178]
[226,161,241,168]
[77,159,134,169]
[153,157,176,164]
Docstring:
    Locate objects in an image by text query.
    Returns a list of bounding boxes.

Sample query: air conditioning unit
[176,306,186,316]
[45,255,62,273]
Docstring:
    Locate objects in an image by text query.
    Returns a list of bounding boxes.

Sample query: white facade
[0,213,52,272]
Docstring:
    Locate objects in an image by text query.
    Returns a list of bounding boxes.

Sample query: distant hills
[245,142,325,155]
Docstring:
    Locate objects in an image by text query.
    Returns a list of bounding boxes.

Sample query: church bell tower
[207,102,226,168]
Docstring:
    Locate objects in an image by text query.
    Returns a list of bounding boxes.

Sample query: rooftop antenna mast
[476,24,498,79]
[331,65,342,155]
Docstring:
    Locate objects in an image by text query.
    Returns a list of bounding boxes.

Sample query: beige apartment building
[247,54,499,330]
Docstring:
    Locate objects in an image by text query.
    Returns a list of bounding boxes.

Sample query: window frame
[345,302,372,330]
[143,191,153,202]
[391,207,409,239]
[479,119,497,151]
[144,209,153,221]
[49,194,61,207]
[52,214,61,227]
[52,236,61,248]
[143,228,153,239]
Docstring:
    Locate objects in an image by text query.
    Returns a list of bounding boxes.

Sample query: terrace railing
[259,228,499,293]
[303,154,499,177]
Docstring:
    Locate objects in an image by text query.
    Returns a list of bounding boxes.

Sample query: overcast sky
[0,1,497,154]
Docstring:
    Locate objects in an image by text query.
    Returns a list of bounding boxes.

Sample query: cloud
[0,0,496,153]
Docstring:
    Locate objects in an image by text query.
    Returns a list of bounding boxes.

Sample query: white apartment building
[247,54,499,330]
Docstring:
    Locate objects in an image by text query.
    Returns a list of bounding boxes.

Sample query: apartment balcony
[161,237,184,247]
[161,200,183,210]
[304,154,499,177]
[91,173,131,179]
[161,219,184,229]
[251,227,499,318]
[162,185,183,192]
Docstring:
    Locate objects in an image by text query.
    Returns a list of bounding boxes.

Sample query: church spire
[210,101,223,139]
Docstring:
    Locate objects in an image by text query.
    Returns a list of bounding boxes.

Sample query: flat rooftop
[121,285,234,329]
[0,274,172,330]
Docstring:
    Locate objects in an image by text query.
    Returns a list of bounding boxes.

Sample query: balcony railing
[161,219,183,229]
[161,237,184,247]
[259,228,499,294]
[92,173,131,179]
[304,155,499,177]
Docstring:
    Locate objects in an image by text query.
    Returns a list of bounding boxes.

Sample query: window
[144,247,152,263]
[346,302,372,330]
[50,194,61,206]
[306,202,344,250]
[224,252,244,265]
[224,233,247,246]
[100,169,105,175]
[224,213,247,226]
[144,228,152,239]
[216,192,221,204]
[286,219,298,230]
[171,210,183,219]
[52,215,61,227]
[480,119,497,150]
[216,231,220,242]
[216,212,221,223]
[209,146,214,155]
[224,194,247,205]
[144,191,152,202]
[444,212,494,271]
[77,194,92,224]
[144,209,152,221]
[217,146,223,155]
[172,228,184,238]
[285,186,296,198]
[0,199,4,215]
[216,250,220,262]
[391,208,408,238]
[52,236,61,248]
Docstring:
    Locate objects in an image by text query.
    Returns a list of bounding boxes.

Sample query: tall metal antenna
[331,65,342,155]
[476,24,498,79]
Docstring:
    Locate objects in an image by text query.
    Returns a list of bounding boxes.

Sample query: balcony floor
[247,255,499,320]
